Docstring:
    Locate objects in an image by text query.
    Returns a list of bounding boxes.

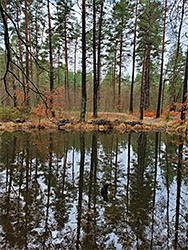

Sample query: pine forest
[0,0,188,123]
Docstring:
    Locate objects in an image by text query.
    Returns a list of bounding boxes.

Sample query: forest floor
[0,110,187,136]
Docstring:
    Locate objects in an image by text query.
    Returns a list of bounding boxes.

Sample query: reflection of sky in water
[0,131,188,249]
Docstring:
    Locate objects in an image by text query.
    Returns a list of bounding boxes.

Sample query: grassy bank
[0,108,187,136]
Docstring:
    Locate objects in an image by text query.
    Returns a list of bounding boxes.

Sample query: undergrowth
[0,107,30,121]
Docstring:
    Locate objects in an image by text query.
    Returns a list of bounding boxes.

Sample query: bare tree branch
[0,3,54,116]
[4,7,49,74]
[0,3,15,104]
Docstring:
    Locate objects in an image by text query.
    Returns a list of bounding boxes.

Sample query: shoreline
[0,117,187,136]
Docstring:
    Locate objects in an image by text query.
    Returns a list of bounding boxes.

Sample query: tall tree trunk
[35,14,40,103]
[64,55,67,100]
[25,0,29,106]
[140,49,147,120]
[97,0,104,103]
[112,49,116,108]
[118,30,123,112]
[10,62,17,106]
[29,44,33,82]
[47,0,54,93]
[17,6,26,97]
[58,49,60,88]
[17,6,24,81]
[4,0,9,106]
[181,46,188,121]
[74,37,78,105]
[156,0,167,118]
[144,47,150,110]
[129,0,138,114]
[170,0,185,107]
[93,0,97,118]
[65,17,70,105]
[47,0,55,117]
[80,0,87,121]
[0,3,12,107]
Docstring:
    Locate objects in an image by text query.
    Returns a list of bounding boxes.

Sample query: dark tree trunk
[35,14,40,103]
[97,0,104,103]
[25,0,29,106]
[144,47,150,110]
[47,0,55,117]
[80,0,87,121]
[17,6,25,86]
[47,0,54,93]
[65,17,70,105]
[58,49,60,88]
[10,62,17,107]
[140,49,147,120]
[0,3,13,103]
[29,44,33,82]
[129,0,138,114]
[161,79,166,114]
[4,0,10,106]
[118,30,123,112]
[156,0,167,118]
[93,0,97,118]
[170,0,185,107]
[64,54,67,100]
[181,46,188,121]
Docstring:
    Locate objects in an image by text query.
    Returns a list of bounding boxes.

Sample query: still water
[0,130,188,250]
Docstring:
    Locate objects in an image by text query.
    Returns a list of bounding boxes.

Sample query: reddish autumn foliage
[32,86,65,123]
[132,110,156,118]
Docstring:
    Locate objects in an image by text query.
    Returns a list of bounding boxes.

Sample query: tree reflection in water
[0,130,188,249]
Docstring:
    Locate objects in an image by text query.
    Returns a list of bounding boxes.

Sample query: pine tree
[93,0,97,117]
[156,0,167,118]
[137,0,162,119]
[25,0,30,106]
[165,44,185,104]
[80,0,87,121]
[103,5,118,108]
[110,0,131,111]
[47,0,54,93]
[130,0,138,114]
[169,0,186,108]
[55,0,75,106]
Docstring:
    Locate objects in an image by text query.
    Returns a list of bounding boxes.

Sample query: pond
[0,130,188,250]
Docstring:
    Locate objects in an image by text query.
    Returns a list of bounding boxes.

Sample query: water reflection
[0,130,188,249]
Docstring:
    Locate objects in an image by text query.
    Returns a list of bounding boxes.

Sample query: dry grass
[0,109,187,136]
